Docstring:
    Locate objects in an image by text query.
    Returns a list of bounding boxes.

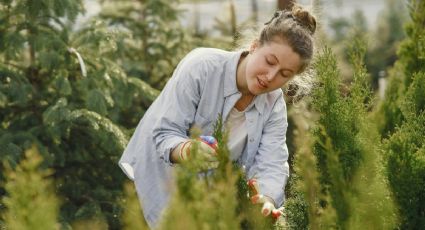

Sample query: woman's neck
[234,51,255,111]
[236,51,251,96]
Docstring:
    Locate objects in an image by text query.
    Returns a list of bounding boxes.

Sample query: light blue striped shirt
[119,48,290,228]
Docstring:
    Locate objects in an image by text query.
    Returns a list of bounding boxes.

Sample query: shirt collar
[223,50,246,97]
[253,94,266,114]
[223,50,265,114]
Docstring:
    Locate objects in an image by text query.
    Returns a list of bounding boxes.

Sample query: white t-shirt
[225,107,248,160]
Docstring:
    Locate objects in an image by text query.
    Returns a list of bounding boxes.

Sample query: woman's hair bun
[291,5,316,35]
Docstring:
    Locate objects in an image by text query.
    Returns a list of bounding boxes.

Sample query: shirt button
[249,138,254,142]
[249,119,253,123]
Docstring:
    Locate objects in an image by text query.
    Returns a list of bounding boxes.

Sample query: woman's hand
[171,136,218,169]
[248,178,284,220]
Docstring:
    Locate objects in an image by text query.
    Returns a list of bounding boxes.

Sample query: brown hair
[259,4,316,73]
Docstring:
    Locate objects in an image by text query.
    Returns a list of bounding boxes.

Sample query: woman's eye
[280,72,289,78]
[266,58,273,65]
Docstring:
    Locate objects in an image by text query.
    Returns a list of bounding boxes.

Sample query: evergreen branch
[0,61,26,71]
[67,109,129,151]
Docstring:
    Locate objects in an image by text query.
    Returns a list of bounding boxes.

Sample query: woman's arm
[151,52,208,165]
[247,95,289,207]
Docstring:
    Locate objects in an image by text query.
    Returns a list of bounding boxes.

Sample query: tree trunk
[251,0,258,23]
[277,0,295,10]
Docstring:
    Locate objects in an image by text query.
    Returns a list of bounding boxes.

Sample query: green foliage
[328,0,407,90]
[98,0,194,89]
[160,120,240,229]
[285,109,338,230]
[375,63,405,137]
[120,182,149,230]
[0,0,163,228]
[285,190,314,229]
[365,0,406,89]
[400,71,425,118]
[384,72,425,228]
[346,121,398,229]
[285,42,397,229]
[377,1,425,227]
[212,0,254,48]
[160,118,280,229]
[378,0,425,135]
[397,0,425,84]
[2,145,59,230]
[312,46,365,189]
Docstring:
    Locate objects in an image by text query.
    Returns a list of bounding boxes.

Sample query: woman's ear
[249,39,259,53]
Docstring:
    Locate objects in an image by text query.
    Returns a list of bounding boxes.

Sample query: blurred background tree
[2,145,59,230]
[327,0,406,90]
[0,0,157,228]
[98,0,194,90]
[284,0,423,229]
[285,41,397,229]
[378,0,425,228]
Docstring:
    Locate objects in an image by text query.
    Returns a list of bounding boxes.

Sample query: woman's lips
[257,78,268,88]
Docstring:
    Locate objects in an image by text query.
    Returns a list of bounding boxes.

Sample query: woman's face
[244,38,301,96]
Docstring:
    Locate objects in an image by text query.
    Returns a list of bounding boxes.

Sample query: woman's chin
[247,86,262,96]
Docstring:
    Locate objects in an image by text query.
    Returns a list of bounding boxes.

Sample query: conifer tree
[378,0,425,136]
[383,57,425,229]
[376,0,425,227]
[2,145,59,230]
[159,123,240,229]
[0,0,158,228]
[365,0,406,90]
[311,46,364,227]
[120,182,149,230]
[159,119,280,229]
[284,104,337,230]
[285,42,397,229]
[98,0,194,89]
[384,73,425,228]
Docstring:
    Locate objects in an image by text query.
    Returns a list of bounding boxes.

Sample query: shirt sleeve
[151,53,207,165]
[247,95,289,207]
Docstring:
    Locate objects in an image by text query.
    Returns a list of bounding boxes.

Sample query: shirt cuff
[118,162,135,181]
[257,176,287,207]
[158,136,188,166]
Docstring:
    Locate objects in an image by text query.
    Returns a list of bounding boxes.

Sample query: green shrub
[286,42,397,229]
[2,145,59,230]
[385,72,425,228]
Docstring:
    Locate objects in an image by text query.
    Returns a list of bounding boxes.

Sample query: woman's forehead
[261,41,301,72]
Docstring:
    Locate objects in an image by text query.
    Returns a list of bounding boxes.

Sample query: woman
[119,4,316,228]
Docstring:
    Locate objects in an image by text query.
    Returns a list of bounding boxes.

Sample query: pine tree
[327,0,407,90]
[120,182,149,230]
[384,69,425,229]
[365,0,406,90]
[159,122,241,229]
[2,145,59,230]
[377,0,425,136]
[285,42,397,229]
[284,103,337,230]
[159,119,280,229]
[311,46,363,227]
[377,0,425,227]
[0,0,158,228]
[98,0,195,90]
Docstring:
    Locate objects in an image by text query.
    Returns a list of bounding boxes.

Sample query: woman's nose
[266,74,274,82]
[266,68,279,81]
